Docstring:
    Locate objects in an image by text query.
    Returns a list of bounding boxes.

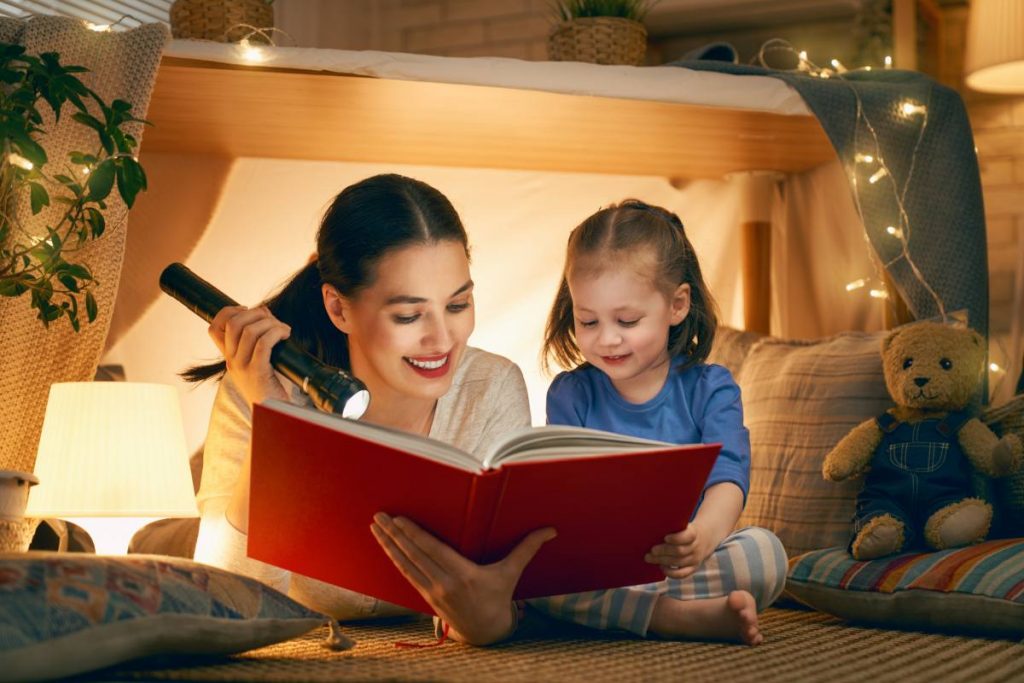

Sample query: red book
[247,399,721,614]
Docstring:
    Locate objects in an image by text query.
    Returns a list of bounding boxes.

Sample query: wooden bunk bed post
[728,171,782,336]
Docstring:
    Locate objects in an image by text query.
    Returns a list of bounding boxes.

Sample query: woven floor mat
[84,608,1024,683]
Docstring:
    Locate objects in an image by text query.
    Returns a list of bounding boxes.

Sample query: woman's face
[326,241,475,403]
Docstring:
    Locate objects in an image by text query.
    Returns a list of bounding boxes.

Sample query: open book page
[261,399,482,472]
[480,425,677,469]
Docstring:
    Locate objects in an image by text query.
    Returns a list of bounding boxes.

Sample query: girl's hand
[209,305,291,407]
[371,513,555,645]
[644,521,713,580]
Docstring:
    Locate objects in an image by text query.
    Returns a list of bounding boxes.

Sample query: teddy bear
[822,321,1023,560]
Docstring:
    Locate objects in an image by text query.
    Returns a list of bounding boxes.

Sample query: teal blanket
[672,61,988,339]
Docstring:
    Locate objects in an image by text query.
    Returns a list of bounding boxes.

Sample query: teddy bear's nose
[914,377,930,387]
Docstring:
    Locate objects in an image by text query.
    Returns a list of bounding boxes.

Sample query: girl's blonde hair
[542,199,718,373]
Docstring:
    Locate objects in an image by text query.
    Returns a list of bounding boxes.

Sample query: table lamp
[25,382,198,555]
[965,0,1024,94]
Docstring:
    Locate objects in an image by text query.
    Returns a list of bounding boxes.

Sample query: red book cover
[247,400,721,614]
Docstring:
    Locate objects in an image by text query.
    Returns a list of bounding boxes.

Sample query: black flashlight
[159,263,370,419]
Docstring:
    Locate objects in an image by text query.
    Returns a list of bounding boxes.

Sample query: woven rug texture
[84,608,1024,683]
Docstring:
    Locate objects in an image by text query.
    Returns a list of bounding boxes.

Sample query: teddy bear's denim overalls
[851,410,973,552]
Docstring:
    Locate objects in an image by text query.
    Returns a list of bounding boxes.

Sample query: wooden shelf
[142,57,836,179]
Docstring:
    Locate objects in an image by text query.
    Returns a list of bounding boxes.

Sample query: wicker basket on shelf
[548,16,647,66]
[169,0,274,43]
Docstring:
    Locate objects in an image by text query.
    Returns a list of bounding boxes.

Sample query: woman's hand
[209,305,291,407]
[644,521,713,580]
[371,513,555,645]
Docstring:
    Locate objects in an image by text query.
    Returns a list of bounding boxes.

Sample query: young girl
[189,174,554,645]
[536,199,786,645]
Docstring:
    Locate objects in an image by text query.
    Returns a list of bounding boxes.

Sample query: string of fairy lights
[755,38,1005,379]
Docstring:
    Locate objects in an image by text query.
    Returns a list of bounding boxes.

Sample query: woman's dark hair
[183,174,469,382]
[542,199,718,374]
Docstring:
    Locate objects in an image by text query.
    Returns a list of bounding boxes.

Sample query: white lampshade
[26,382,198,554]
[965,0,1024,93]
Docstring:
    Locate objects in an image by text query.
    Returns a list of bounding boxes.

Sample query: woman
[189,174,554,645]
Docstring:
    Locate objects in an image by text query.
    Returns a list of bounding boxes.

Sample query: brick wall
[939,5,1024,396]
[389,0,551,60]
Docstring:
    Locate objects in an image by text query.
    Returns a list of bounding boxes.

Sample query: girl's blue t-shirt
[545,358,750,502]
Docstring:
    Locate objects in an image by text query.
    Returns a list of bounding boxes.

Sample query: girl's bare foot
[648,590,762,645]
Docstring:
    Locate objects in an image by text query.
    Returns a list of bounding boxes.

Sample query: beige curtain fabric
[0,17,169,473]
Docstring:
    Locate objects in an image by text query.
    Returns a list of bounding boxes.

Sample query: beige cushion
[707,326,766,381]
[736,331,892,556]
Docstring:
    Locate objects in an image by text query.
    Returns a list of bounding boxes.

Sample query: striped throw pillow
[787,540,1024,637]
[736,332,892,557]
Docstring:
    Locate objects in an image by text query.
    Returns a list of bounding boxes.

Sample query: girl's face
[325,241,474,404]
[568,262,690,401]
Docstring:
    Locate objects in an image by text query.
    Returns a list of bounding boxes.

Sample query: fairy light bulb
[900,101,927,117]
[831,58,847,73]
[238,39,266,63]
[846,279,867,291]
[85,21,110,32]
[7,153,33,171]
[869,289,889,299]
[886,225,903,239]
[855,153,875,164]
[869,168,888,184]
[990,362,1003,373]
[884,55,892,68]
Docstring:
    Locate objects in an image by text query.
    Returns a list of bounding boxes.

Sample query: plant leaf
[87,159,115,202]
[85,290,97,322]
[29,182,49,214]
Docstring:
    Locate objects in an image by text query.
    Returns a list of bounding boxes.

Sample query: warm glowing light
[846,279,867,291]
[830,58,847,72]
[900,100,927,116]
[869,289,889,299]
[799,50,808,61]
[85,21,110,32]
[238,38,267,63]
[886,225,904,238]
[855,153,875,164]
[81,166,90,175]
[884,55,893,68]
[864,66,872,71]
[7,153,33,171]
[869,168,888,184]
[990,362,1003,372]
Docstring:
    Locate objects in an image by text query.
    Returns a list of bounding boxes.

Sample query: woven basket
[0,517,40,552]
[982,393,1024,533]
[548,17,647,66]
[169,0,273,43]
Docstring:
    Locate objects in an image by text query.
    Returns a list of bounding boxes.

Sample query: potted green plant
[548,0,658,66]
[0,42,148,331]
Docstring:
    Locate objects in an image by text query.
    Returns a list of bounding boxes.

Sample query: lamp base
[65,517,157,555]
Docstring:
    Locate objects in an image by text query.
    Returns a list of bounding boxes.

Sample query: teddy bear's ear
[882,327,903,354]
[966,328,984,347]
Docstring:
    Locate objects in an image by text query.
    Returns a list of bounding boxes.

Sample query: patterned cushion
[786,540,1024,637]
[736,332,892,556]
[0,552,337,682]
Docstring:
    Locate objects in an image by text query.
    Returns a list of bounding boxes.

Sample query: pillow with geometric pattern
[0,552,351,682]
[786,539,1024,638]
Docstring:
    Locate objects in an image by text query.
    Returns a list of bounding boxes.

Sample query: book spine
[457,469,504,562]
